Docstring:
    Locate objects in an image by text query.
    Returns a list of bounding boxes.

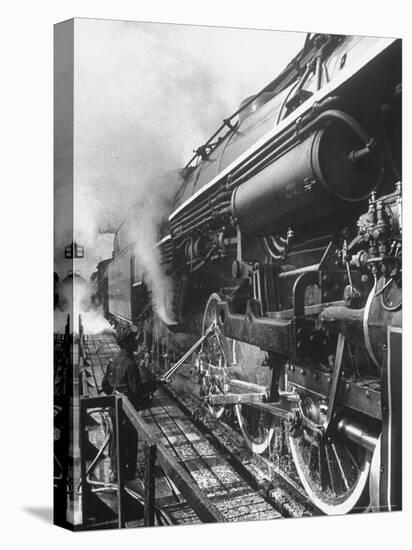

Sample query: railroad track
[141,390,281,522]
[163,386,318,518]
[82,334,316,523]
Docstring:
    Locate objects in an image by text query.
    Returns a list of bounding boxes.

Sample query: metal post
[144,443,157,526]
[115,395,127,528]
[63,314,71,398]
[78,314,86,397]
[53,398,70,528]
[79,399,90,528]
[79,314,83,360]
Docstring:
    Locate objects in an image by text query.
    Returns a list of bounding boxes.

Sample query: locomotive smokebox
[231,118,382,235]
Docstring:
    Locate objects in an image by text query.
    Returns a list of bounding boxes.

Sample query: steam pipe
[172,195,231,229]
[171,199,218,228]
[269,235,287,253]
[276,65,310,125]
[263,237,284,261]
[308,109,372,144]
[322,61,330,83]
[173,205,231,239]
[278,264,320,278]
[316,55,322,91]
[178,189,232,219]
[171,196,231,225]
[276,82,299,125]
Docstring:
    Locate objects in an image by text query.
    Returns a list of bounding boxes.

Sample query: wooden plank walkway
[142,392,280,522]
[82,334,281,524]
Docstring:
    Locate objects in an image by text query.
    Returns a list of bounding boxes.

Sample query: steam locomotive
[96,34,402,515]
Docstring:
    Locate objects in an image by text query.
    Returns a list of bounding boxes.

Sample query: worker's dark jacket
[102,349,156,409]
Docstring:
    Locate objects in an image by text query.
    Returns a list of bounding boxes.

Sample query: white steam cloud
[55,275,114,335]
[54,20,303,329]
[125,171,182,324]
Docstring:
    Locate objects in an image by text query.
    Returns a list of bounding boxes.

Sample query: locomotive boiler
[102,33,402,515]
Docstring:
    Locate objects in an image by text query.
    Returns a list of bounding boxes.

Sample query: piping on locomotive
[95,34,402,515]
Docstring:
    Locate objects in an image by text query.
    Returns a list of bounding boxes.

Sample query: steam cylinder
[231,121,382,235]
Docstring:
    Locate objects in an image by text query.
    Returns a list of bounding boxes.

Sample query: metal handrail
[79,393,226,528]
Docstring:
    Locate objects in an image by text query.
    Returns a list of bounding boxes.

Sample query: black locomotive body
[99,34,402,515]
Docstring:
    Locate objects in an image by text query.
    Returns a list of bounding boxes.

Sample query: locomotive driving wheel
[232,340,276,454]
[235,401,276,454]
[201,293,229,419]
[287,329,379,515]
[288,424,372,515]
[201,293,275,452]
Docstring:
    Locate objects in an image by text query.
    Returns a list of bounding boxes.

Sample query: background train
[93,33,402,515]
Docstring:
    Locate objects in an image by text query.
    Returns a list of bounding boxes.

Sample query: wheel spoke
[344,445,361,472]
[332,443,350,491]
[309,443,317,472]
[318,444,328,491]
[289,431,373,515]
[325,444,337,495]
